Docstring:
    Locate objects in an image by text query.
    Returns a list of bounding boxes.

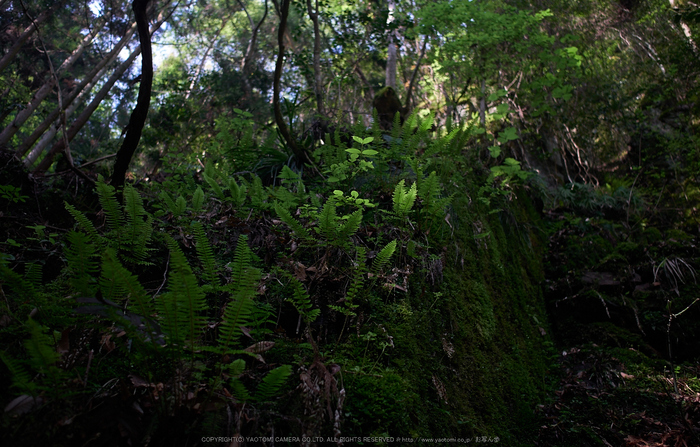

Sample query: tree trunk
[0,3,62,75]
[238,0,268,103]
[273,0,310,166]
[385,0,397,90]
[23,65,108,166]
[307,0,324,116]
[33,46,142,174]
[0,19,106,148]
[110,0,153,193]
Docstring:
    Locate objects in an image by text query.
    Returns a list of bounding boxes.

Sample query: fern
[191,187,205,212]
[99,248,153,319]
[371,240,397,274]
[0,353,34,393]
[217,236,259,353]
[287,278,320,324]
[393,180,417,218]
[24,318,59,373]
[123,184,153,263]
[96,178,124,234]
[228,177,247,207]
[318,198,338,241]
[274,202,311,240]
[418,171,453,217]
[65,202,102,244]
[23,263,42,293]
[254,364,292,401]
[336,209,363,244]
[192,221,220,287]
[156,236,207,350]
[0,260,37,302]
[159,191,180,215]
[65,231,98,296]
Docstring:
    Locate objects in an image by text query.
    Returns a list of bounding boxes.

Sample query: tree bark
[273,0,310,165]
[385,0,397,90]
[0,3,62,75]
[110,0,154,193]
[23,64,108,166]
[0,19,106,147]
[307,0,324,116]
[14,22,138,157]
[33,46,142,173]
[238,0,268,103]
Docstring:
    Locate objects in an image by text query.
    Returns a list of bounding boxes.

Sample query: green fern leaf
[100,248,153,317]
[65,231,98,296]
[123,184,153,262]
[24,319,59,373]
[254,364,292,402]
[192,221,219,286]
[336,209,363,243]
[393,180,417,218]
[230,377,252,401]
[371,240,396,274]
[191,187,204,212]
[204,172,225,200]
[288,278,319,324]
[65,202,101,244]
[0,353,34,392]
[156,236,207,349]
[96,178,124,233]
[318,199,338,240]
[159,191,180,215]
[274,202,311,240]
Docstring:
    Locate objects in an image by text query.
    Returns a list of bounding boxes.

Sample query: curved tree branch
[111,0,153,193]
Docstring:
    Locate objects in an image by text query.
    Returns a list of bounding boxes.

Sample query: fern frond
[336,209,363,243]
[24,318,59,373]
[156,236,207,349]
[23,263,42,292]
[230,377,252,401]
[191,187,205,212]
[288,278,319,324]
[0,353,34,392]
[100,248,153,318]
[159,191,180,216]
[96,178,124,233]
[204,172,225,200]
[393,180,417,218]
[0,261,36,301]
[254,364,292,402]
[371,240,397,274]
[217,236,259,352]
[65,231,98,296]
[228,177,247,207]
[318,199,338,241]
[123,184,153,262]
[274,202,311,240]
[65,202,101,244]
[192,221,219,286]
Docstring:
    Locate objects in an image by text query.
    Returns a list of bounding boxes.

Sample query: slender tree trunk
[273,0,309,165]
[33,46,142,174]
[0,19,106,148]
[23,65,108,166]
[238,0,268,103]
[0,3,62,75]
[669,0,698,55]
[385,0,397,90]
[20,7,169,161]
[110,0,153,192]
[307,0,324,116]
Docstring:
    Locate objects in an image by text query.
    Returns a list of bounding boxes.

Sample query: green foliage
[371,240,397,275]
[65,231,98,296]
[192,221,219,287]
[254,364,292,402]
[287,277,320,325]
[0,185,28,203]
[393,180,417,218]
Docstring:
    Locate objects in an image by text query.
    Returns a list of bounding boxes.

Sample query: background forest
[2,0,700,445]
